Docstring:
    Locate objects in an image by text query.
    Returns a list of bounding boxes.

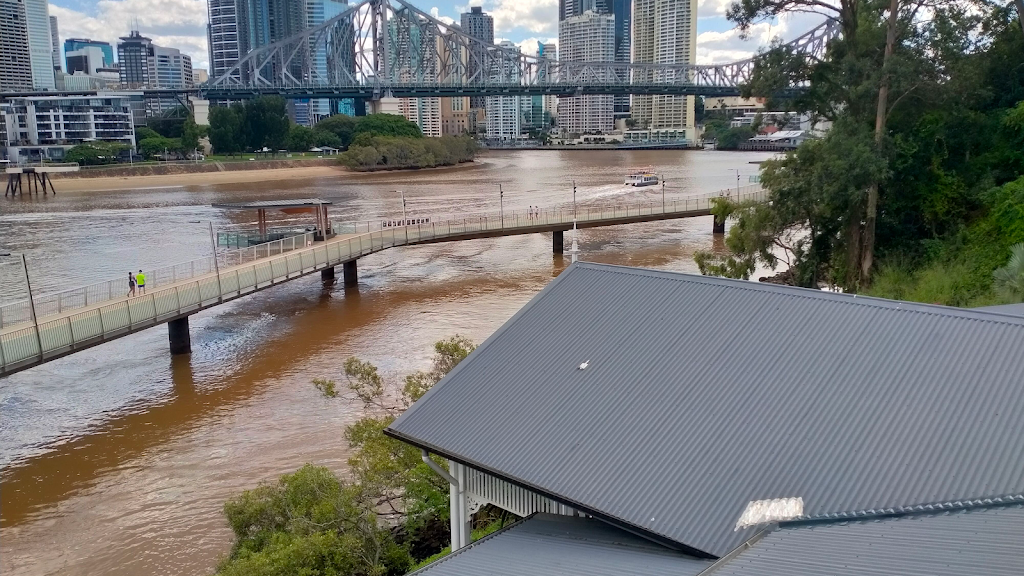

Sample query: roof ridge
[782,493,1024,528]
[575,262,1024,326]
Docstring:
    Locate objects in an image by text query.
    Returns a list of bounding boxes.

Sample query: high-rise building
[559,0,629,118]
[48,15,59,70]
[306,0,348,123]
[539,42,559,125]
[388,7,441,137]
[207,0,241,83]
[1,94,136,162]
[64,38,114,67]
[485,40,521,142]
[23,0,55,89]
[66,45,106,74]
[439,30,470,136]
[630,0,698,139]
[0,0,34,91]
[117,31,153,88]
[460,6,493,109]
[558,11,615,134]
[118,31,193,117]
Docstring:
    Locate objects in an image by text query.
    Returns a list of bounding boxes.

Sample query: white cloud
[694,14,825,63]
[429,6,456,25]
[50,0,209,71]
[488,0,559,36]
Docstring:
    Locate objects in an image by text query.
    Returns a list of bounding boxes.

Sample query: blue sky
[48,0,824,73]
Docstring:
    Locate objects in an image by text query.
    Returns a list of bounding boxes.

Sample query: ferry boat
[625,168,659,187]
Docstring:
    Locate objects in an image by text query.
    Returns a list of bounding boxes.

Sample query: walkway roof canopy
[212,198,332,209]
[410,513,711,576]
[387,262,1024,557]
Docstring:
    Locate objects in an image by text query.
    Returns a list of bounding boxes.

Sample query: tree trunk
[861,0,901,286]
[847,208,862,288]
[1015,0,1024,36]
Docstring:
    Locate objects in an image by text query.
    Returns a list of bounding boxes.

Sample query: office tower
[439,30,469,135]
[306,0,348,123]
[539,42,559,125]
[64,38,114,67]
[23,0,55,89]
[0,0,34,91]
[194,68,209,83]
[66,45,106,74]
[48,15,58,70]
[485,41,521,141]
[558,11,615,134]
[559,0,629,118]
[631,0,698,137]
[207,0,241,83]
[387,7,441,136]
[118,30,153,88]
[459,6,493,109]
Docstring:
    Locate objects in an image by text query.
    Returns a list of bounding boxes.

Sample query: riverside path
[0,185,765,376]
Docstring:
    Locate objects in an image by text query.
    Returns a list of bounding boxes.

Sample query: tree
[180,114,200,152]
[315,114,357,148]
[286,125,316,152]
[241,97,290,151]
[209,105,244,154]
[993,243,1024,301]
[137,136,183,158]
[135,126,161,141]
[716,126,755,149]
[65,142,127,165]
[313,128,343,149]
[354,114,423,138]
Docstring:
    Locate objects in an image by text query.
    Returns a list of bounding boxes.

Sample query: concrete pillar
[321,266,335,282]
[343,260,358,286]
[713,216,726,234]
[168,316,191,355]
[552,230,564,254]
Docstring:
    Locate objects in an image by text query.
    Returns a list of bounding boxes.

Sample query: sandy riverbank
[50,165,348,193]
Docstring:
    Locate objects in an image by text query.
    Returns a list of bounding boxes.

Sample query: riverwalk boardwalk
[0,185,764,376]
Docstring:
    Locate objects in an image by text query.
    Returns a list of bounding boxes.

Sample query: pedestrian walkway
[0,185,765,375]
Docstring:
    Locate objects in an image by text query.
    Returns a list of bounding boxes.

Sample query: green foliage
[993,243,1024,301]
[340,136,477,171]
[146,117,185,138]
[315,115,357,148]
[287,125,316,152]
[64,142,128,165]
[181,115,201,151]
[242,97,290,151]
[313,128,343,149]
[138,136,183,158]
[135,126,161,141]
[209,105,244,154]
[716,126,756,150]
[354,113,422,139]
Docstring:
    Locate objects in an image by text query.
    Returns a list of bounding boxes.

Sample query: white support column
[458,462,471,547]
[448,459,461,550]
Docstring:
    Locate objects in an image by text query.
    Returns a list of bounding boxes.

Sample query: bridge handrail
[0,232,316,329]
[0,186,763,331]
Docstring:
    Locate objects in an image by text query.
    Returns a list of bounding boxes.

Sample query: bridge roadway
[0,185,765,376]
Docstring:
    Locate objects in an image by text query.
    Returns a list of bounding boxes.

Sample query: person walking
[127,272,136,297]
[136,269,146,295]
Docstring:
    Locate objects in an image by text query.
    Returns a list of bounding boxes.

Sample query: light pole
[400,190,409,243]
[572,181,577,219]
[661,177,666,212]
[499,184,504,228]
[728,169,741,200]
[1,251,42,359]
[189,221,223,302]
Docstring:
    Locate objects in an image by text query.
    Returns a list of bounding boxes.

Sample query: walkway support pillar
[168,316,191,355]
[713,216,726,235]
[321,266,336,282]
[343,260,358,286]
[553,230,564,254]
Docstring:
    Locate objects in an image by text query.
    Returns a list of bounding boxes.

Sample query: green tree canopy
[64,142,127,165]
[134,126,161,141]
[242,97,290,150]
[286,124,316,152]
[209,105,244,154]
[314,114,357,148]
[354,113,423,138]
[180,115,200,152]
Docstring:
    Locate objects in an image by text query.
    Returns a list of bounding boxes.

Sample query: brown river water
[0,149,772,576]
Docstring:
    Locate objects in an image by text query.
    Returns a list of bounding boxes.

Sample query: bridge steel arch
[205,0,839,99]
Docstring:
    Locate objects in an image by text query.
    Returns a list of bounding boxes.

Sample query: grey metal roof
[387,263,1024,557]
[978,302,1024,317]
[706,503,1024,576]
[212,198,332,209]
[412,514,711,576]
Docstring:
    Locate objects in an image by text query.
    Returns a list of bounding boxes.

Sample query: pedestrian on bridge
[127,273,136,297]
[136,270,146,295]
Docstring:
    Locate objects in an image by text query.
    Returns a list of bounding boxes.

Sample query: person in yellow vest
[136,270,146,295]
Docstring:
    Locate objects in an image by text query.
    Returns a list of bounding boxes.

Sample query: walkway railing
[0,185,764,374]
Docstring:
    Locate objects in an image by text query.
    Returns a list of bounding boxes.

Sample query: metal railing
[0,185,764,374]
[0,232,316,329]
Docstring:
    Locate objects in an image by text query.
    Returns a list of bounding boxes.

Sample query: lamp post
[498,184,504,228]
[728,169,741,199]
[661,177,666,212]
[1,251,42,359]
[572,181,577,219]
[189,221,223,302]
[400,190,409,243]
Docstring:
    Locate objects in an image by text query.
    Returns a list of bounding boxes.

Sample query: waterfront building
[631,0,698,141]
[0,0,34,91]
[48,15,58,70]
[388,262,1024,574]
[705,95,765,116]
[63,38,114,67]
[206,0,241,84]
[23,0,55,89]
[460,6,493,109]
[485,41,521,142]
[558,11,615,135]
[0,94,136,163]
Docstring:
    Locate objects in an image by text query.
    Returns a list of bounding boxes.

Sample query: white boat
[625,169,659,187]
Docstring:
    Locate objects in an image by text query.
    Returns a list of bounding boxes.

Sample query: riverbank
[48,164,346,192]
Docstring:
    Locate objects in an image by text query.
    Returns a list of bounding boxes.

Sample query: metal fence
[0,232,316,329]
[0,184,764,374]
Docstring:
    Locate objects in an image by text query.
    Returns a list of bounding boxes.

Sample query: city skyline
[45,0,824,78]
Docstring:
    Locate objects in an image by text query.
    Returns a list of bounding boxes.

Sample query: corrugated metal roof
[978,302,1024,317]
[212,198,332,209]
[412,514,711,576]
[706,503,1024,576]
[387,263,1024,557]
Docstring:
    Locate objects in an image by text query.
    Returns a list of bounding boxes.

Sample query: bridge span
[0,185,764,376]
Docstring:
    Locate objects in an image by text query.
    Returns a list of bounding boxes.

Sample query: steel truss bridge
[201,0,839,100]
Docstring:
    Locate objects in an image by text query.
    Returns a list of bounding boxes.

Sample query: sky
[48,0,826,74]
